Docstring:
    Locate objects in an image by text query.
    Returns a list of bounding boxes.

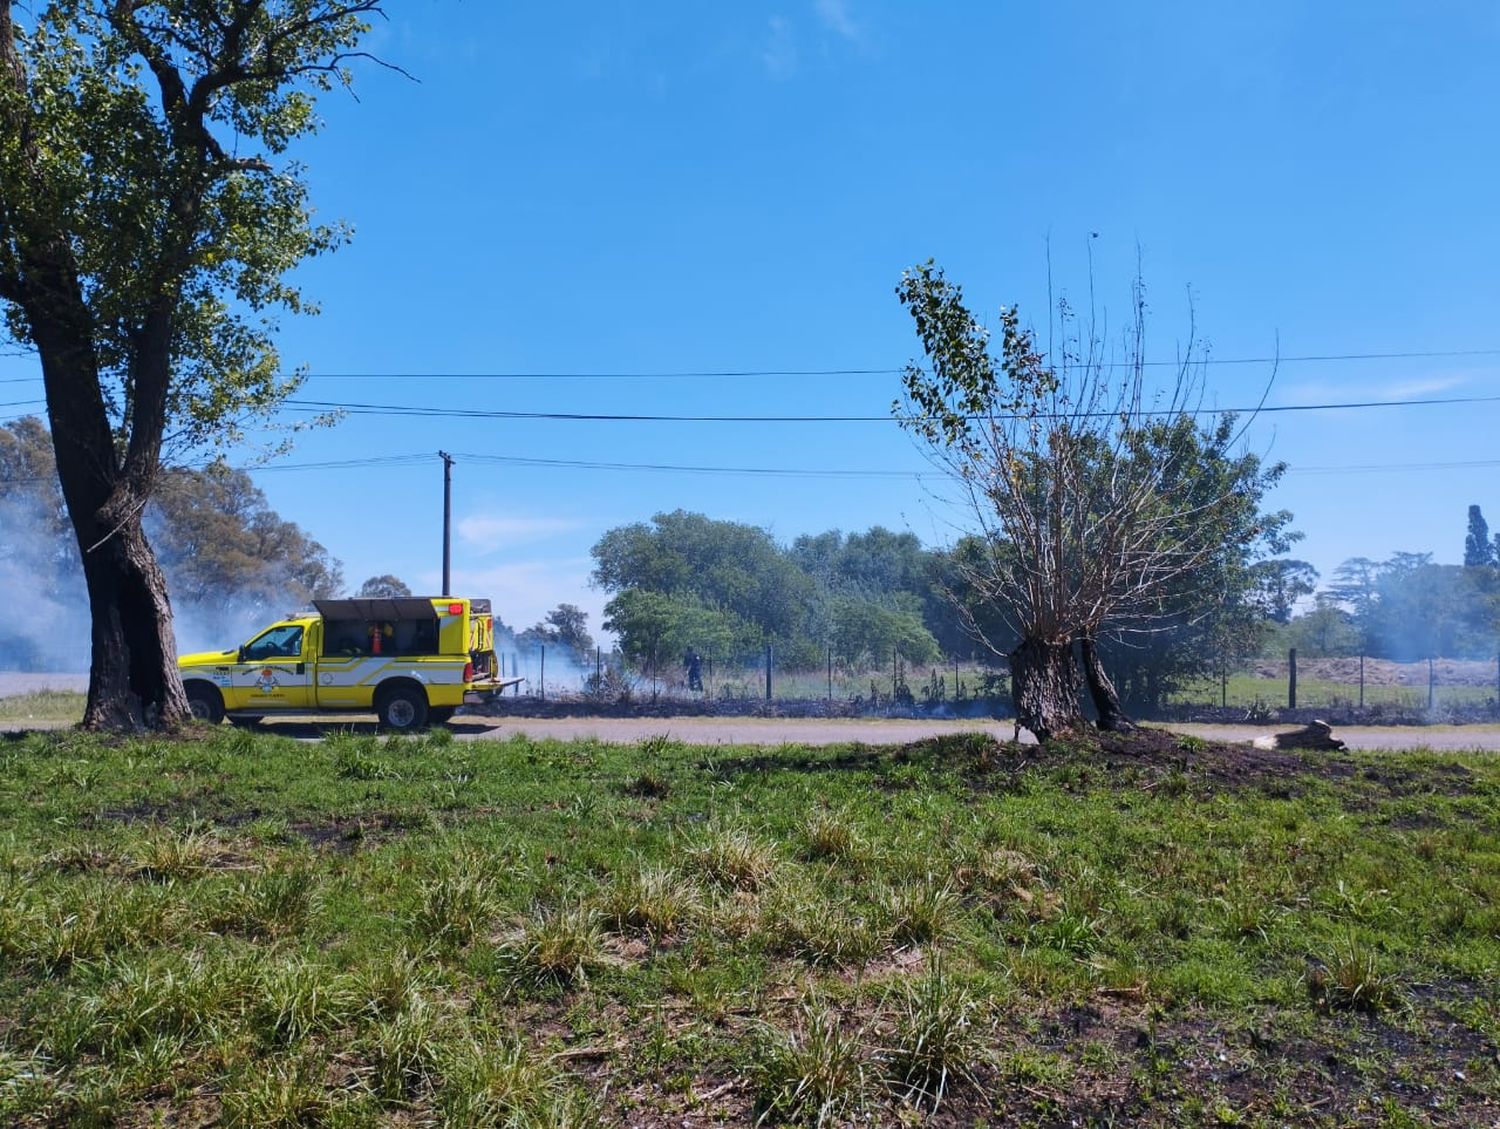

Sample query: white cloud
[761,15,797,79]
[1274,372,1470,407]
[814,0,860,42]
[456,513,582,553]
[1374,375,1469,400]
[439,558,611,644]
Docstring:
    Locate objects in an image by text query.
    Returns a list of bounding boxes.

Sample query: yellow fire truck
[178,596,516,731]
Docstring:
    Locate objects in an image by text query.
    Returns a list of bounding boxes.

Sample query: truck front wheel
[377,684,429,731]
[185,683,225,725]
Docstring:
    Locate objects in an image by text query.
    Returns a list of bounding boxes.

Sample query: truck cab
[178,596,515,731]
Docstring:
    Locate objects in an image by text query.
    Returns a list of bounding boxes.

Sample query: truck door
[230,623,313,711]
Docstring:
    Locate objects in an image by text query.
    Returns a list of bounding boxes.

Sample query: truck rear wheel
[185,683,224,725]
[377,684,429,731]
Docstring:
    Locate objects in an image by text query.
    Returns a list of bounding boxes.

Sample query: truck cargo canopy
[314,598,441,622]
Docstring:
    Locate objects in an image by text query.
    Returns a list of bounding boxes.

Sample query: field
[0,725,1497,1126]
[1172,658,1500,715]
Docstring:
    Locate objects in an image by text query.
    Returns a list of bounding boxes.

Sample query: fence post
[1428,657,1435,712]
[765,643,773,702]
[1359,654,1365,709]
[595,646,602,687]
[1220,664,1227,709]
[1288,648,1297,710]
[540,644,546,702]
[827,646,833,702]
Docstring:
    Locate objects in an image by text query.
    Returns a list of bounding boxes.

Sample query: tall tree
[592,511,813,646]
[357,575,412,599]
[1250,559,1319,624]
[519,603,596,663]
[0,2,385,729]
[1464,504,1494,567]
[895,262,1288,740]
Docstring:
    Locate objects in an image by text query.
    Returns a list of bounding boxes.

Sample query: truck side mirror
[237,646,246,664]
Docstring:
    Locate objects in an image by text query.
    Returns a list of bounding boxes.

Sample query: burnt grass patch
[0,725,1496,1125]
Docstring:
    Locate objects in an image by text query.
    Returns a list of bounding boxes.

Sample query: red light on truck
[448,602,463,616]
[463,662,474,683]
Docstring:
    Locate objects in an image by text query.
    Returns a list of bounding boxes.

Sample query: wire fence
[1171,650,1500,716]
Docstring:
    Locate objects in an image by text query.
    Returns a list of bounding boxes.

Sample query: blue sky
[6,1,1500,640]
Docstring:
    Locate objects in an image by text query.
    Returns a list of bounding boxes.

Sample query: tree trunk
[76,491,189,731]
[1079,635,1137,732]
[31,309,188,732]
[1008,635,1084,742]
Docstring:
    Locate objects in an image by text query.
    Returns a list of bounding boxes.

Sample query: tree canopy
[0,1,384,728]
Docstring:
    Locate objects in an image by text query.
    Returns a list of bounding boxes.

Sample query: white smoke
[0,495,89,671]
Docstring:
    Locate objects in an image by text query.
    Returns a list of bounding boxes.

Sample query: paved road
[234,714,1500,750]
[5,678,1500,751]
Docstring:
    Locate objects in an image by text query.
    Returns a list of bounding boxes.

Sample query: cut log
[1251,719,1346,752]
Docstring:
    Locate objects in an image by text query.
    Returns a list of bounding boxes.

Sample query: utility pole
[439,451,454,596]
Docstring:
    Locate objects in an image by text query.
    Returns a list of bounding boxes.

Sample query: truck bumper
[463,676,525,704]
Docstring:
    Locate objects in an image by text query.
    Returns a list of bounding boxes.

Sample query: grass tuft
[687,826,778,891]
[367,996,446,1103]
[882,954,989,1111]
[800,808,862,862]
[412,868,498,950]
[500,903,608,989]
[250,957,360,1045]
[437,1031,593,1126]
[597,862,700,937]
[754,1000,869,1126]
[883,877,961,947]
[1306,935,1403,1014]
[762,884,882,966]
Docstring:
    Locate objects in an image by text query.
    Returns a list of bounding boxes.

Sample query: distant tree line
[591,508,1304,712]
[1268,507,1500,662]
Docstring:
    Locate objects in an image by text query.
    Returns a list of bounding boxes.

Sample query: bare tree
[895,262,1286,741]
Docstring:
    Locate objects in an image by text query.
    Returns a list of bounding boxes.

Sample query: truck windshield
[244,625,304,661]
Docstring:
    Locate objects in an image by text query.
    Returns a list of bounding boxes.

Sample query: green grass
[1173,672,1496,712]
[0,725,1496,1125]
[0,689,85,723]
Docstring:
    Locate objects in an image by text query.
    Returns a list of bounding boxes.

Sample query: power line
[283,391,1500,424]
[451,452,925,479]
[3,346,1500,385]
[9,448,1500,488]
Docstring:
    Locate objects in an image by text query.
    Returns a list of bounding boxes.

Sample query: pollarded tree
[0,2,389,729]
[895,262,1287,741]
